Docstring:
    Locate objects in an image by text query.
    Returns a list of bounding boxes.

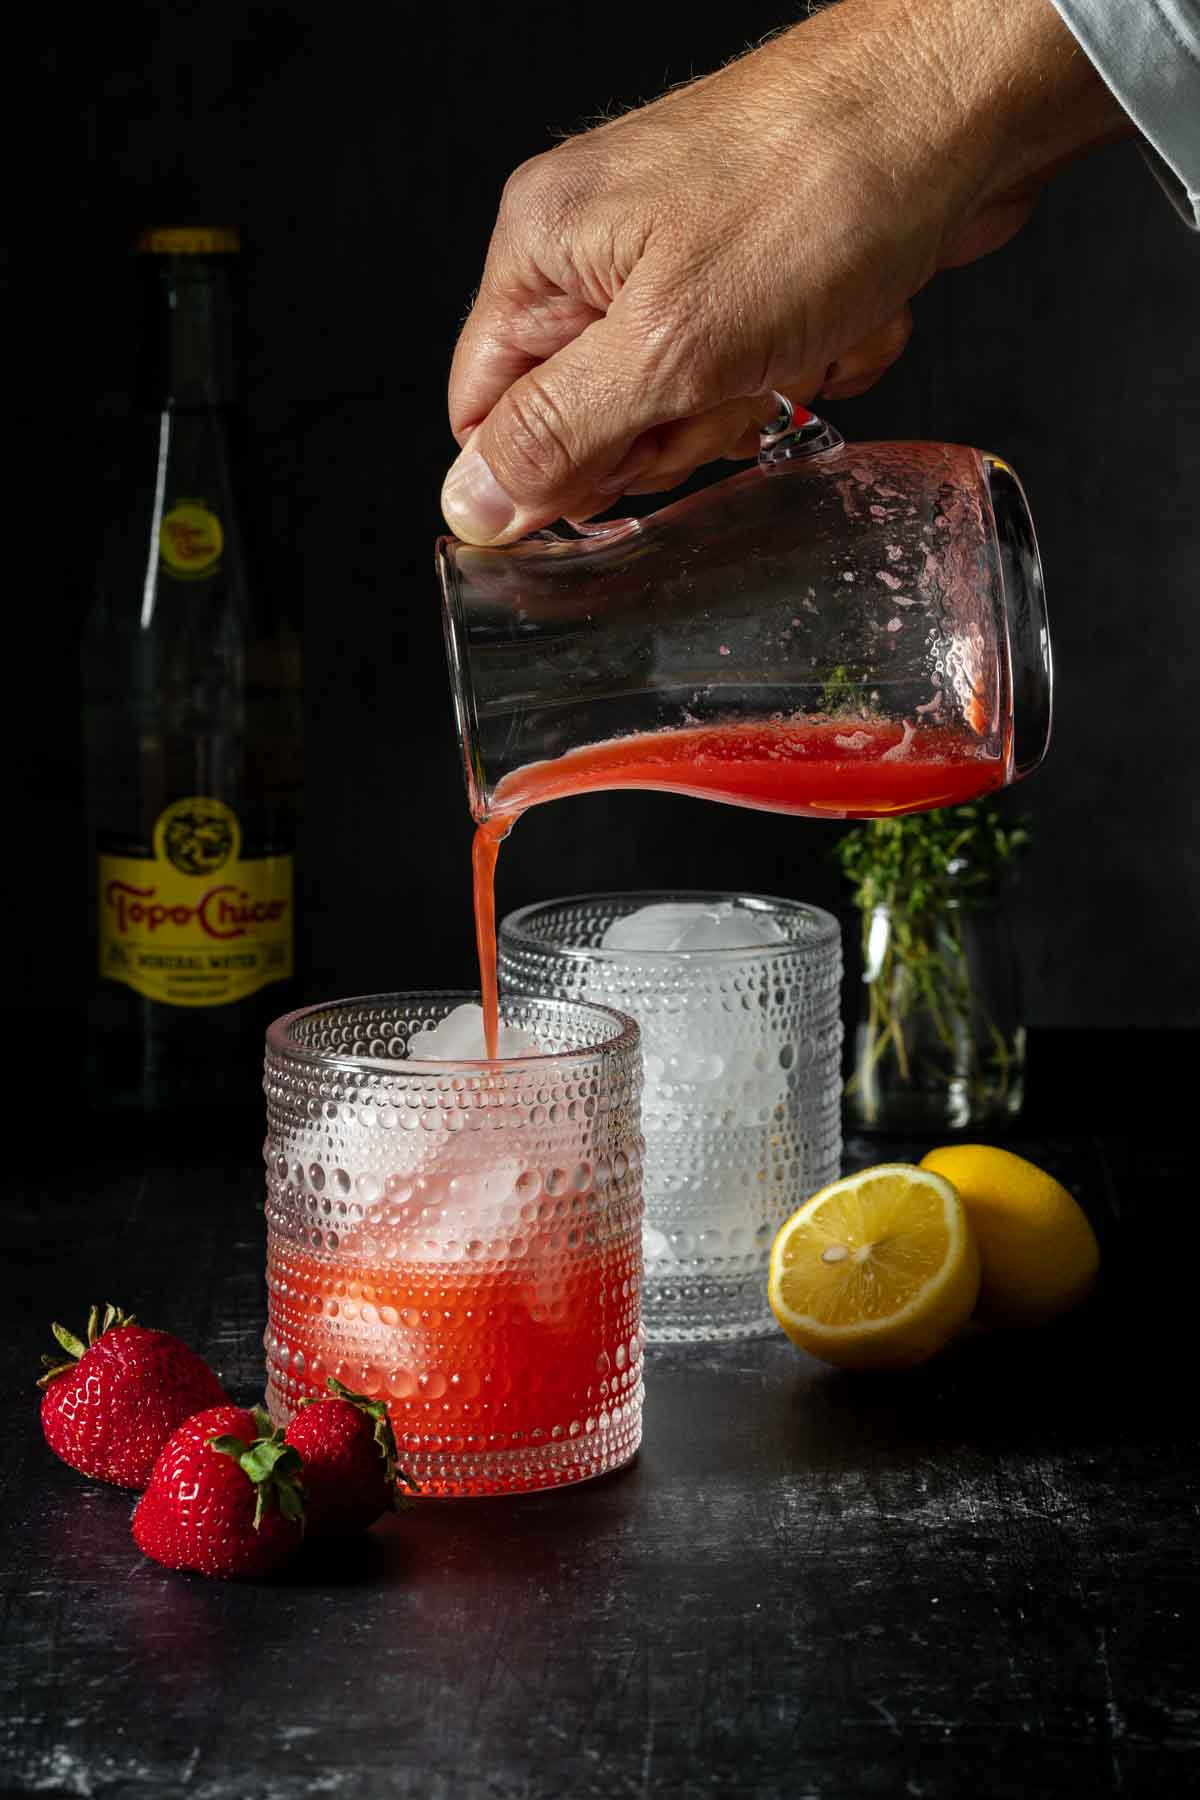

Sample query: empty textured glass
[498,894,842,1342]
[263,992,644,1497]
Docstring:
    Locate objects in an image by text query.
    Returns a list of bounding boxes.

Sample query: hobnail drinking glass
[263,992,645,1497]
[498,893,842,1342]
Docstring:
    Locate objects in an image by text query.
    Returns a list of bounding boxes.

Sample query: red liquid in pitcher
[473,715,1004,1053]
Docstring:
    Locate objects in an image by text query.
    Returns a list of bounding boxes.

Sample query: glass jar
[845,893,1025,1133]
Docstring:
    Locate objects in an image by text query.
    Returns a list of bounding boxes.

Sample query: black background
[9,0,1200,1029]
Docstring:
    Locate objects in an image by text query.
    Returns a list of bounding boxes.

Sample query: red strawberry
[132,1404,306,1580]
[39,1303,229,1488]
[284,1378,418,1534]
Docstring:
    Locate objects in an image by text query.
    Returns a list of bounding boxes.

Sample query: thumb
[440,312,691,545]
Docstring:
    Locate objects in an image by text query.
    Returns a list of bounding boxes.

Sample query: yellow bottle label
[98,798,293,1007]
[160,503,224,577]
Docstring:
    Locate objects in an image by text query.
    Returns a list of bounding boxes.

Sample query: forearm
[766,0,1133,254]
[942,0,1135,185]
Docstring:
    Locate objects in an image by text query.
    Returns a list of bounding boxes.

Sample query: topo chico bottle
[83,226,302,1111]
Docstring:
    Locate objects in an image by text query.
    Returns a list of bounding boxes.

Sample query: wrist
[773,0,1132,231]
[892,0,1133,197]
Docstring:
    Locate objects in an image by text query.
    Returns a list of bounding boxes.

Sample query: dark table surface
[4,1031,1197,1799]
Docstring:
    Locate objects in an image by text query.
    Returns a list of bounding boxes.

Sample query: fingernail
[441,449,516,544]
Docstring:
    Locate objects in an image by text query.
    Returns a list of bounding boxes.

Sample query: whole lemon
[919,1144,1099,1324]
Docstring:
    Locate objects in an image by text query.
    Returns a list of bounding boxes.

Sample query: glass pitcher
[436,406,1051,826]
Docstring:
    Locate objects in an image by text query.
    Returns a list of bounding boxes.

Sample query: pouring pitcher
[436,408,1051,825]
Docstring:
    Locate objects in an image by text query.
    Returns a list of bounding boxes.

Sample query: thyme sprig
[835,805,1030,915]
[835,804,1031,1126]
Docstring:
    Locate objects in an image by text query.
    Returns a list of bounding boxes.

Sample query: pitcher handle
[758,396,844,465]
[534,395,844,544]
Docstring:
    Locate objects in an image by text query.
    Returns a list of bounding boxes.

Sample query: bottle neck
[137,255,239,410]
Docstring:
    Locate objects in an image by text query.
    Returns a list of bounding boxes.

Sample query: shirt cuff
[1050,0,1200,229]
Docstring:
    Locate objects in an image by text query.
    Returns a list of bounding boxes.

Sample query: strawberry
[284,1378,418,1534]
[132,1404,306,1580]
[38,1303,229,1489]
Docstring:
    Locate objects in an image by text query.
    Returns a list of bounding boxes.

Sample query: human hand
[442,0,1129,544]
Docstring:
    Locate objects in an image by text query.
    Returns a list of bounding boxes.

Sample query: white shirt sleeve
[1050,0,1200,229]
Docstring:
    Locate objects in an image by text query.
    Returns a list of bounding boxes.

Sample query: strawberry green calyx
[208,1429,307,1531]
[301,1377,420,1503]
[37,1303,139,1390]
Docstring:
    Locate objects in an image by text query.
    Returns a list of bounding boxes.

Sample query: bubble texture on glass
[498,894,842,1343]
[262,993,644,1497]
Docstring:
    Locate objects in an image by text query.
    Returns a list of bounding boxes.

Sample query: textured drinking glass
[499,894,842,1342]
[263,992,644,1497]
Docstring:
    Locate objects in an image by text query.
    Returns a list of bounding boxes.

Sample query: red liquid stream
[472,716,1005,1054]
[471,823,505,1060]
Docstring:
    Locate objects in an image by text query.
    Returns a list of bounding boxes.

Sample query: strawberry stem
[298,1377,420,1504]
[90,1302,135,1344]
[37,1305,138,1391]
[51,1324,86,1360]
[209,1430,307,1532]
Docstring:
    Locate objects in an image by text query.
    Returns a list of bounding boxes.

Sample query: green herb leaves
[836,803,1032,1128]
[835,803,1031,918]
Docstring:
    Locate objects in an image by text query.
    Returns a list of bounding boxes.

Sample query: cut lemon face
[768,1164,981,1370]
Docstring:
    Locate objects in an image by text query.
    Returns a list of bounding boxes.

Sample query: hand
[442,0,1130,544]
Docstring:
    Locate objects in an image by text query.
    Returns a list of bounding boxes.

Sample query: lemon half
[768,1163,981,1371]
[919,1144,1099,1324]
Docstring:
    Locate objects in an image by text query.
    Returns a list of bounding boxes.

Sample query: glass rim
[436,540,490,819]
[265,988,641,1074]
[499,889,841,962]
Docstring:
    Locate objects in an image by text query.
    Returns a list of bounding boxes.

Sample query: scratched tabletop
[3,1072,1196,1798]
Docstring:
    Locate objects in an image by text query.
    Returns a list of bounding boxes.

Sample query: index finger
[448,277,606,448]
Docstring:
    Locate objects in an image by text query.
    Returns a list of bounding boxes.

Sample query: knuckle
[499,149,581,239]
[498,155,546,217]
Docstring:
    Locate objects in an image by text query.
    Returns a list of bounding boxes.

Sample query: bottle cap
[135,227,241,255]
